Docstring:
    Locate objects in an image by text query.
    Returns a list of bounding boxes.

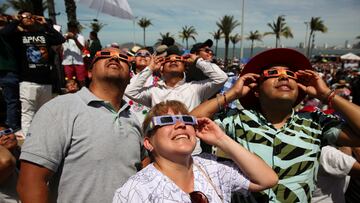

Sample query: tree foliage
[264,15,293,48]
[179,25,197,49]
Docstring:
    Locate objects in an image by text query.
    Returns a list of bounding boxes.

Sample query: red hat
[240,48,313,109]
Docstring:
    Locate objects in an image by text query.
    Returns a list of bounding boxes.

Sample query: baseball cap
[190,39,213,53]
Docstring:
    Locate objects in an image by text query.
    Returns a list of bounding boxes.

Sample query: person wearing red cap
[191,48,360,202]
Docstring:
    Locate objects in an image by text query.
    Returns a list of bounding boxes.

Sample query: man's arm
[17,161,54,203]
[124,67,153,107]
[44,24,66,45]
[193,58,228,99]
[297,70,360,146]
[191,73,259,118]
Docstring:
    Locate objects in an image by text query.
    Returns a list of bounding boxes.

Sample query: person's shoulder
[117,164,159,191]
[41,92,83,112]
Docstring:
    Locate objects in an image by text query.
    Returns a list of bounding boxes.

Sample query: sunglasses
[189,191,209,203]
[135,52,151,57]
[199,48,213,55]
[261,67,298,80]
[0,128,14,138]
[145,115,197,134]
[164,56,184,63]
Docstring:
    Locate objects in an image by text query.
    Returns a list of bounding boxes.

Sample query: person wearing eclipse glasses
[1,10,65,136]
[113,100,278,203]
[17,47,144,203]
[0,123,20,202]
[186,39,216,82]
[125,45,228,155]
[191,48,360,202]
[125,47,160,125]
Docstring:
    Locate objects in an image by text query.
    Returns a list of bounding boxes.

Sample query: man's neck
[164,74,184,87]
[260,103,293,129]
[89,82,125,111]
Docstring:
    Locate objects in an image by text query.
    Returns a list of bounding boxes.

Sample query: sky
[2,0,360,49]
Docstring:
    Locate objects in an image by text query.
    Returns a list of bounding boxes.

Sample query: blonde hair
[142,100,190,136]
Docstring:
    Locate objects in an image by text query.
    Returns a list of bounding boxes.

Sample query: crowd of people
[1,10,360,203]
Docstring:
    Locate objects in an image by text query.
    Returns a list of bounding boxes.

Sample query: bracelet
[327,90,337,108]
[223,93,229,109]
[216,94,222,111]
[322,89,335,103]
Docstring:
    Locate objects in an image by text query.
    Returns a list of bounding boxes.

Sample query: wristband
[216,94,222,111]
[327,90,337,108]
[223,93,228,109]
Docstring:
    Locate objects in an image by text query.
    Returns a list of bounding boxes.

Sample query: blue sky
[2,0,360,48]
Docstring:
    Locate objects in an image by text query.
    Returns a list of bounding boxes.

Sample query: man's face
[197,46,214,61]
[0,127,17,151]
[258,66,299,105]
[20,12,35,27]
[89,48,130,84]
[134,49,151,70]
[162,55,186,75]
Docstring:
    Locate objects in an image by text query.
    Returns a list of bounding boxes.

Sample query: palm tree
[230,34,241,59]
[216,15,240,66]
[247,30,262,57]
[264,15,293,48]
[138,17,152,47]
[89,20,106,33]
[307,17,328,57]
[0,3,9,13]
[47,0,57,24]
[179,25,197,49]
[6,0,47,15]
[210,29,222,56]
[64,0,78,26]
[157,32,174,43]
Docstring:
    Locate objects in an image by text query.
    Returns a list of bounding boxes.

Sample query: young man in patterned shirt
[191,48,360,202]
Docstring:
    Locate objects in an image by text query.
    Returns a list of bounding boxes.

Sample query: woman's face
[144,109,197,159]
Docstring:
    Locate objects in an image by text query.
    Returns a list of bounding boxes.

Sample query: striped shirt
[215,109,343,203]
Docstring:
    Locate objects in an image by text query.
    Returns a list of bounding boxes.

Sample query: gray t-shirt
[20,87,143,203]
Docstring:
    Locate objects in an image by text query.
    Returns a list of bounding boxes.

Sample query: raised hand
[148,55,164,72]
[196,117,227,147]
[296,70,331,101]
[231,73,260,99]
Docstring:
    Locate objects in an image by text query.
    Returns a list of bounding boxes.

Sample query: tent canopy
[340,53,360,61]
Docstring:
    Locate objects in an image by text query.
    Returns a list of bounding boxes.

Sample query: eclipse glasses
[261,67,298,80]
[145,115,197,134]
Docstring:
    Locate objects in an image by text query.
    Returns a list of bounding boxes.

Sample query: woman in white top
[113,100,278,203]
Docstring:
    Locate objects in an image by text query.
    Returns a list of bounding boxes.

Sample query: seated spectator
[113,100,278,203]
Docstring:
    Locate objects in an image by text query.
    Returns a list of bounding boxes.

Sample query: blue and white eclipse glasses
[145,115,197,134]
[0,128,14,138]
